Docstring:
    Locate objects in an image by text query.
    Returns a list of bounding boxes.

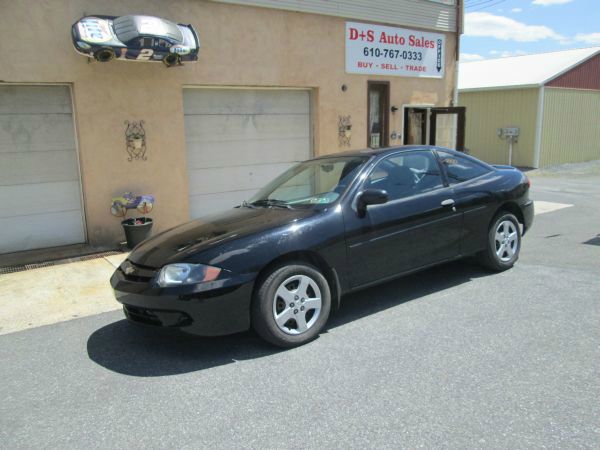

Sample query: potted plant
[111,192,155,249]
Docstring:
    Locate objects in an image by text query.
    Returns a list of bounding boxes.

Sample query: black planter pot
[121,217,153,249]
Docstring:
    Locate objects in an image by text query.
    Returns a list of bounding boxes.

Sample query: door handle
[441,199,455,206]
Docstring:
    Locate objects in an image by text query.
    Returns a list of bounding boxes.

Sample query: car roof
[310,145,452,160]
[113,15,183,43]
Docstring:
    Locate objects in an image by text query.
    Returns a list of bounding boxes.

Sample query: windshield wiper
[239,200,258,209]
[250,199,293,209]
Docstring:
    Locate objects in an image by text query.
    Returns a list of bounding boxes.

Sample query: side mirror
[356,188,388,217]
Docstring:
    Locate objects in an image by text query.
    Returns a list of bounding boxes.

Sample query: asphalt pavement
[1,173,599,449]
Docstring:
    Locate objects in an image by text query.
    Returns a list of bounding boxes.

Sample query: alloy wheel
[272,274,322,335]
[495,220,519,262]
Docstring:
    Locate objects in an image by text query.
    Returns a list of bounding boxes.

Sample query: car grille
[120,260,157,283]
[123,305,192,328]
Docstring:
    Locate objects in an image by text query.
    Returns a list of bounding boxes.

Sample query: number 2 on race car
[136,49,154,61]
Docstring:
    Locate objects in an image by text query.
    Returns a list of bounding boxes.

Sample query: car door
[435,150,496,256]
[343,150,462,288]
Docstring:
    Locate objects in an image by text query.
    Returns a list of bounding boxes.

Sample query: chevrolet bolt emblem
[124,264,135,275]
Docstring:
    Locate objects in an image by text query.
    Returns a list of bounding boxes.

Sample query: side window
[366,151,444,201]
[155,38,172,48]
[133,37,153,48]
[437,150,490,184]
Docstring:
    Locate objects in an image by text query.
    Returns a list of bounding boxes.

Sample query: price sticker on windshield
[345,22,445,78]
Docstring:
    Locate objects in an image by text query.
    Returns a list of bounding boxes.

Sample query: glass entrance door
[367,82,389,148]
[404,108,428,145]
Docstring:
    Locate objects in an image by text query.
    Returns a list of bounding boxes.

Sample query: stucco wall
[458,88,539,167]
[539,88,600,166]
[0,0,457,247]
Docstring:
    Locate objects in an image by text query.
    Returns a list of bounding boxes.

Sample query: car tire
[478,211,522,271]
[252,263,331,348]
[163,53,180,67]
[93,48,115,62]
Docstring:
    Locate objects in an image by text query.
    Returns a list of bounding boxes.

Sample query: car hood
[128,206,317,268]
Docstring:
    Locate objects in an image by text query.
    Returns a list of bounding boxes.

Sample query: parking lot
[1,172,599,448]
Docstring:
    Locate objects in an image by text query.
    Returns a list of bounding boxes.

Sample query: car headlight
[156,263,221,287]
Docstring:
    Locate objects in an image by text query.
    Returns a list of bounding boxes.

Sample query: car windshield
[248,155,370,207]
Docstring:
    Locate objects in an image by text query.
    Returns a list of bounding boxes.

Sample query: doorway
[430,107,466,151]
[404,107,428,145]
[403,106,466,152]
[367,82,389,148]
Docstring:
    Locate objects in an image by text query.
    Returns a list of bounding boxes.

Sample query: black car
[111,146,534,347]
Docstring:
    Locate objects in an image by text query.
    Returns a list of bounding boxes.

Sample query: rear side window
[437,150,490,184]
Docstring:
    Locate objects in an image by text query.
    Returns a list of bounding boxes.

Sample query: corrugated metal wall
[458,88,539,167]
[210,0,457,32]
[539,88,600,166]
[546,54,600,91]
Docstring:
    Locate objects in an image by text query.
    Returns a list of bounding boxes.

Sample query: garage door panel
[184,88,311,218]
[0,85,85,254]
[0,150,79,186]
[189,189,259,218]
[186,138,309,169]
[188,162,294,197]
[184,113,310,142]
[184,89,309,115]
[0,210,85,254]
[0,114,76,153]
[0,85,73,114]
[0,181,82,219]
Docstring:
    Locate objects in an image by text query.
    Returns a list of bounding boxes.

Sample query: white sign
[345,22,445,78]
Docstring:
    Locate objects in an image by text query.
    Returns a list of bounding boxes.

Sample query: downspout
[452,0,462,106]
[533,85,545,168]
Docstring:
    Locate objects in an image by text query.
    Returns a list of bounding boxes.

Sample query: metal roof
[458,47,600,92]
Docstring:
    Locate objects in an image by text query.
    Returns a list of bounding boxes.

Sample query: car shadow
[87,260,490,377]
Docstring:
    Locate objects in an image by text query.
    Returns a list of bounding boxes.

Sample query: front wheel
[163,53,180,67]
[252,263,331,348]
[478,212,521,271]
[93,48,115,62]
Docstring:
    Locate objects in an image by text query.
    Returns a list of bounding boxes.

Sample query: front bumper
[110,264,255,336]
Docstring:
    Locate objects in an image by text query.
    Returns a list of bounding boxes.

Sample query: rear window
[437,150,490,184]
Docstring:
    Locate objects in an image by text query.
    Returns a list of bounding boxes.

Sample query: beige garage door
[183,88,312,218]
[0,85,85,254]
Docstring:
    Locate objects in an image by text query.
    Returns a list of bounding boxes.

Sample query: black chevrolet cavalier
[111,146,534,347]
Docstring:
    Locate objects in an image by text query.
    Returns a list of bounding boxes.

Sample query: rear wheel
[163,53,180,67]
[252,263,331,348]
[93,48,115,62]
[478,212,521,271]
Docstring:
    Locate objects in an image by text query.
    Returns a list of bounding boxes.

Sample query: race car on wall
[71,15,200,67]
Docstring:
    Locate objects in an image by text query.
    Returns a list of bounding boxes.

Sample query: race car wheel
[94,48,115,63]
[163,53,181,67]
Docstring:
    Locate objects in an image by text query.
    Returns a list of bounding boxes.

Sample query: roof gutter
[458,84,540,93]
